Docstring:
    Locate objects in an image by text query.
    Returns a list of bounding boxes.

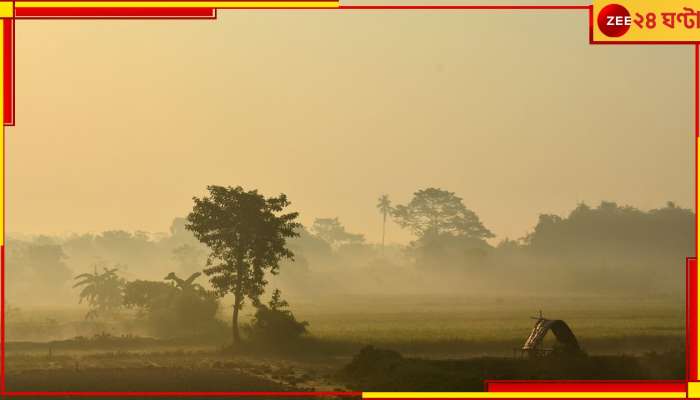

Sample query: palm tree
[73,266,124,319]
[164,271,204,292]
[376,194,392,253]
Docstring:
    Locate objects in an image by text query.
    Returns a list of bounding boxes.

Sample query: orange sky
[6,7,694,243]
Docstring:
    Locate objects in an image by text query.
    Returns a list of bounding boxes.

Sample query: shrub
[245,289,309,344]
[123,273,224,338]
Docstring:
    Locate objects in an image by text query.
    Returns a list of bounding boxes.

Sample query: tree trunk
[232,295,241,344]
[381,212,386,253]
[232,260,244,344]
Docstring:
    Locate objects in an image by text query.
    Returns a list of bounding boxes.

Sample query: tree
[311,217,365,248]
[73,266,125,319]
[9,241,72,298]
[186,185,301,344]
[516,201,693,295]
[246,289,309,344]
[376,195,392,252]
[392,188,494,240]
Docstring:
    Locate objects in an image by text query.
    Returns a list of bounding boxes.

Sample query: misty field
[9,294,685,352]
[8,7,696,392]
[4,196,691,392]
[6,293,685,393]
[297,295,684,349]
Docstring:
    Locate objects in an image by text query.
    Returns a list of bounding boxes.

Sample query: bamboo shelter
[519,311,582,358]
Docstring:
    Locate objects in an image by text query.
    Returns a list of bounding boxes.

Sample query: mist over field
[7,198,692,309]
[5,194,691,391]
[6,196,690,341]
[5,10,694,392]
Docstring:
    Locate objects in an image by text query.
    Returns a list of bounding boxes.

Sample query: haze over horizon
[7,10,693,244]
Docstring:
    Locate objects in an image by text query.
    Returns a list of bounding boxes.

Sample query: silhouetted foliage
[245,289,309,344]
[61,231,160,281]
[164,271,204,291]
[376,195,392,251]
[122,280,174,311]
[9,191,694,307]
[311,217,365,248]
[186,185,301,343]
[8,240,72,299]
[73,266,125,319]
[515,201,693,294]
[392,188,494,240]
[524,201,693,257]
[123,272,221,338]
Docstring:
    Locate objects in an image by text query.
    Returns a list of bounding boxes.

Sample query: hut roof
[522,317,580,351]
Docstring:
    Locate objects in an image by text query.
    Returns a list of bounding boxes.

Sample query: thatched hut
[520,312,582,357]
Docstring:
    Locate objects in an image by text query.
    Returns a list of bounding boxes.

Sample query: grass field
[5,293,686,393]
[287,294,685,355]
[9,294,685,352]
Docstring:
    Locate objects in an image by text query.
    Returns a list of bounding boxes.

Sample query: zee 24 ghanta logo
[597,3,700,38]
[598,4,632,37]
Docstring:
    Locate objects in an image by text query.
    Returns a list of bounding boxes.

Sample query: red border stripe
[15,7,216,17]
[689,258,698,381]
[3,19,13,127]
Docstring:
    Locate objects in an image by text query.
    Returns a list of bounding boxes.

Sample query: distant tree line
[6,185,693,345]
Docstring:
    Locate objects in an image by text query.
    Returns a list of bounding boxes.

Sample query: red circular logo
[597,4,631,37]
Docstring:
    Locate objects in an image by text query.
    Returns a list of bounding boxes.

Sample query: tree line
[6,185,693,345]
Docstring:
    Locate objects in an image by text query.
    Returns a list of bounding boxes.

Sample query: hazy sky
[7,7,694,243]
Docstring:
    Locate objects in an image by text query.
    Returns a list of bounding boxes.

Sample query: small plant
[73,266,125,319]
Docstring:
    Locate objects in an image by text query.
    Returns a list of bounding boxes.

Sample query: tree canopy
[311,217,365,248]
[186,185,301,343]
[392,188,494,240]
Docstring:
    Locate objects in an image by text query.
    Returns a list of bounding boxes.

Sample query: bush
[123,273,224,338]
[245,289,309,344]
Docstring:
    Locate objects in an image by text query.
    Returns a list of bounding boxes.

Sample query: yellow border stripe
[15,1,337,7]
[0,2,12,17]
[362,393,687,399]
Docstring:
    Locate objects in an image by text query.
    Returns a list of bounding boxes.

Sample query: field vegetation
[5,186,691,392]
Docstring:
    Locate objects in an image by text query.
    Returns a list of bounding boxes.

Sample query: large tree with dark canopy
[392,188,494,240]
[185,185,300,344]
